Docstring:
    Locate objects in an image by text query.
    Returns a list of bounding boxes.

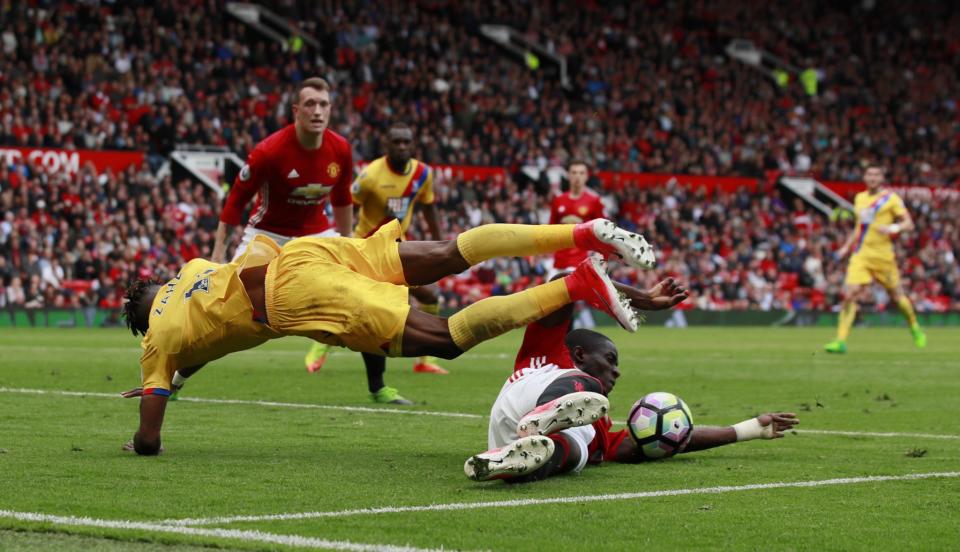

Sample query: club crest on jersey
[578,206,588,216]
[184,270,216,300]
[291,183,334,198]
[239,164,251,181]
[327,162,341,178]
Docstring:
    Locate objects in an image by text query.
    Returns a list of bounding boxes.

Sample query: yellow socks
[447,279,571,352]
[896,295,919,329]
[456,224,576,266]
[837,301,858,341]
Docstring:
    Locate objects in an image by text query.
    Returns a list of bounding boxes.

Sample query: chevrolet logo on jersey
[291,184,334,198]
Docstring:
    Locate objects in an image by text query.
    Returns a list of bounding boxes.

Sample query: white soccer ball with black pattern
[627,391,694,459]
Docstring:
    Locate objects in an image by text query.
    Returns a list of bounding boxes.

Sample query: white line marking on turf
[6,387,960,441]
[797,429,960,440]
[0,509,442,551]
[162,471,960,526]
[0,387,482,419]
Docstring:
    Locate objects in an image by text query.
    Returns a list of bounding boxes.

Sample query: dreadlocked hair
[123,278,161,337]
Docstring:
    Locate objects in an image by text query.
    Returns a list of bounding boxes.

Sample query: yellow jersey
[352,157,435,238]
[139,236,282,395]
[851,190,907,262]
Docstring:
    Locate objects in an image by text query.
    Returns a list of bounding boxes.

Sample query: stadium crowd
[1,154,958,319]
[2,1,958,183]
[1,0,959,321]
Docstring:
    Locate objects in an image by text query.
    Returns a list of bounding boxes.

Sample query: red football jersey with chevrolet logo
[549,189,605,268]
[221,125,353,236]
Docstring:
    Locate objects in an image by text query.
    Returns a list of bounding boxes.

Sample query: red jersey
[513,319,574,372]
[549,189,605,268]
[220,125,353,236]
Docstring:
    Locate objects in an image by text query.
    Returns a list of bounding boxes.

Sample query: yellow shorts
[844,255,900,288]
[265,220,411,356]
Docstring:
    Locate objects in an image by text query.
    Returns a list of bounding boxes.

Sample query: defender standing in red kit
[208,77,407,403]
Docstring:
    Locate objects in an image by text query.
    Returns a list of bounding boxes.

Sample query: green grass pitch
[1,326,958,550]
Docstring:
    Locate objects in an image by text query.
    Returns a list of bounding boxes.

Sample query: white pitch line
[163,471,960,526]
[797,429,960,440]
[0,509,442,551]
[6,387,960,441]
[0,387,482,419]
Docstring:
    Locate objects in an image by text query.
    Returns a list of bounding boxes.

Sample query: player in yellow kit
[824,165,926,353]
[120,217,657,454]
[306,124,448,406]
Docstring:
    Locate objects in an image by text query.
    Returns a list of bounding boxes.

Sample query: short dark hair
[568,159,590,172]
[565,328,613,354]
[864,163,886,175]
[295,77,330,103]
[122,278,161,337]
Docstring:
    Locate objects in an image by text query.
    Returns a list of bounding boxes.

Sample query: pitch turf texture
[1,327,958,550]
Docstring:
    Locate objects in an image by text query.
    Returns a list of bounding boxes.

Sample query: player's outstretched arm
[610,412,798,463]
[613,277,689,311]
[683,412,799,453]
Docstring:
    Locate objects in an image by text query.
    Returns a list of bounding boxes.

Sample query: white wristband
[888,223,901,234]
[172,371,187,388]
[733,417,772,441]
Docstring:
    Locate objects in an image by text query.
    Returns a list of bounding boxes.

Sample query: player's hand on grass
[121,387,143,398]
[757,412,799,439]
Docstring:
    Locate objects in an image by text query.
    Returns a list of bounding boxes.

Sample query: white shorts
[488,364,595,474]
[232,226,340,261]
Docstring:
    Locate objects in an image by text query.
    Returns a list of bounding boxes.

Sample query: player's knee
[413,284,440,304]
[431,340,464,360]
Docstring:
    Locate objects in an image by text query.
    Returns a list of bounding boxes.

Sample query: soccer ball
[627,391,694,460]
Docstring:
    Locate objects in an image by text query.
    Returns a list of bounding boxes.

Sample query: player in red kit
[466,280,799,483]
[208,77,407,404]
[212,78,354,260]
[548,160,606,329]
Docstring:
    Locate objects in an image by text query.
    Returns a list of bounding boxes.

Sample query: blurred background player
[549,160,606,329]
[467,327,799,482]
[824,165,926,354]
[307,123,447,405]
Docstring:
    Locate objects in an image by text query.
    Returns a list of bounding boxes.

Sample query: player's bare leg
[398,254,637,359]
[396,219,655,286]
[886,283,926,348]
[825,283,862,354]
[409,285,449,374]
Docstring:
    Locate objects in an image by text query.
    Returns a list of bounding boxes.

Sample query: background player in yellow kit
[307,124,448,407]
[121,218,657,454]
[824,165,926,353]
